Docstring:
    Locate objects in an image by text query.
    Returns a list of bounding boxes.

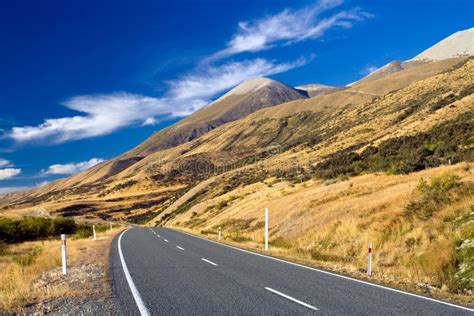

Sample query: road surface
[109,227,473,315]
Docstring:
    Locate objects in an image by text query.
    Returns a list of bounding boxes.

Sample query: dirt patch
[23,263,117,315]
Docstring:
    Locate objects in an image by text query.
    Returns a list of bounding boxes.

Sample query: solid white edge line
[168,228,474,312]
[118,229,150,316]
[265,287,319,311]
[176,246,185,250]
[201,258,218,266]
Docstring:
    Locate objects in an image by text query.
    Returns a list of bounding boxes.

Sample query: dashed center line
[164,239,169,242]
[156,234,160,237]
[176,246,184,250]
[265,287,319,311]
[201,258,218,266]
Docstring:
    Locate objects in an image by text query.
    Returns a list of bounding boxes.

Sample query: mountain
[412,27,474,61]
[128,78,308,157]
[357,27,473,84]
[1,29,472,225]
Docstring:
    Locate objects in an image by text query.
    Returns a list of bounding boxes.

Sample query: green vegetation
[0,217,107,243]
[405,173,472,219]
[312,113,473,179]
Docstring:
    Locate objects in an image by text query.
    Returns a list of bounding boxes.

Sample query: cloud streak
[208,0,370,61]
[8,93,168,144]
[168,57,309,101]
[6,1,369,145]
[0,159,12,168]
[42,158,105,175]
[7,57,308,144]
[0,168,21,180]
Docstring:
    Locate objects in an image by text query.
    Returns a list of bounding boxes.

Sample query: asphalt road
[109,227,473,315]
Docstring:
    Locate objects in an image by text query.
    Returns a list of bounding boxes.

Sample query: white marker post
[218,227,221,241]
[368,243,373,276]
[61,234,67,275]
[265,208,269,251]
[110,223,113,231]
[93,225,96,240]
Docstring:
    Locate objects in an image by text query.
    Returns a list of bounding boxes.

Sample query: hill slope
[128,78,307,157]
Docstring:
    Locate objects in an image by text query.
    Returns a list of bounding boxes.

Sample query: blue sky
[0,0,473,193]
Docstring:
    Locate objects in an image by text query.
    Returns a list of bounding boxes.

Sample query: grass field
[169,163,474,305]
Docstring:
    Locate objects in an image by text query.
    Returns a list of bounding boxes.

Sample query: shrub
[405,173,467,219]
[311,112,473,179]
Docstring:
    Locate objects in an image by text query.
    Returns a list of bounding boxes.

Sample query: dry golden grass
[169,163,474,305]
[0,227,123,311]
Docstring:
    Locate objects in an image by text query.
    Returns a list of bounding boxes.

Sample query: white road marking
[169,228,474,312]
[176,246,185,250]
[118,230,150,316]
[156,234,160,237]
[201,258,218,266]
[265,287,319,311]
[164,239,169,242]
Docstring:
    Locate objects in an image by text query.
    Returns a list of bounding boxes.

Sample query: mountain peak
[215,77,288,102]
[412,27,474,61]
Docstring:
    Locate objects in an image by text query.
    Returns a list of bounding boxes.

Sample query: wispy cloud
[7,57,308,144]
[0,159,12,168]
[6,1,369,146]
[0,168,21,180]
[142,117,158,126]
[208,0,370,61]
[8,93,169,144]
[42,158,105,175]
[168,57,309,101]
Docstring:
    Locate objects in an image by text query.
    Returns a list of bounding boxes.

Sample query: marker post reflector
[368,243,373,276]
[61,234,67,275]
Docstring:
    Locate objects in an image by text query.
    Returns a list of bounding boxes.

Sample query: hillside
[2,56,471,223]
[128,77,308,157]
[1,27,473,302]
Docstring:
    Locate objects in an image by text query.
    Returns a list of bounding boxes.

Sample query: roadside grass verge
[0,220,122,312]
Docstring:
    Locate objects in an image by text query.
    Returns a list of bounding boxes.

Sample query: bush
[0,241,9,255]
[0,216,107,243]
[405,173,470,219]
[312,112,473,179]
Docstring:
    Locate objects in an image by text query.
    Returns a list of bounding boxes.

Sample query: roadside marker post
[368,243,373,276]
[93,225,96,240]
[110,223,113,231]
[61,234,67,275]
[265,208,269,251]
[218,227,221,241]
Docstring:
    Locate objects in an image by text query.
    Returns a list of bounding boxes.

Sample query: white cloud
[209,0,371,60]
[0,159,11,168]
[0,186,30,195]
[42,158,105,175]
[7,57,308,144]
[0,168,22,180]
[168,57,309,101]
[6,1,369,146]
[8,93,170,144]
[142,117,158,126]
